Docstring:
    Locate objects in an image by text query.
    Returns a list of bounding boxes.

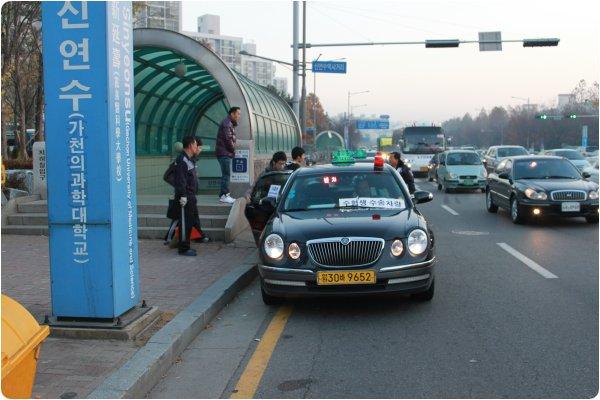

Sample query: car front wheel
[486,189,498,213]
[586,215,599,224]
[510,197,525,224]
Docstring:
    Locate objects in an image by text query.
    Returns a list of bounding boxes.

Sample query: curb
[88,251,258,399]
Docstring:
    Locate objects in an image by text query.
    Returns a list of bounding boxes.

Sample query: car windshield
[282,171,407,212]
[497,147,528,157]
[513,159,581,180]
[553,150,585,160]
[446,152,481,166]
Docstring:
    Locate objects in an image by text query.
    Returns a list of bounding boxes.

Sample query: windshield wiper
[546,176,577,179]
[283,208,310,212]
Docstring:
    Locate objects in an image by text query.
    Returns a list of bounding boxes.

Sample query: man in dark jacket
[286,146,305,171]
[174,136,202,256]
[389,152,416,194]
[216,107,241,204]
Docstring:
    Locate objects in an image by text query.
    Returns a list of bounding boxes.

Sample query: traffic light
[523,38,560,47]
[536,114,548,120]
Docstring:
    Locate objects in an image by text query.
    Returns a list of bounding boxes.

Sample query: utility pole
[313,53,322,137]
[300,1,307,143]
[292,2,299,122]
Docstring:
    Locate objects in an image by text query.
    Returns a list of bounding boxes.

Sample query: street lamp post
[345,90,369,149]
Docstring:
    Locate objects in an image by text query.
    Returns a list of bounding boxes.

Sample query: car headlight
[391,239,404,257]
[524,188,548,200]
[288,242,301,259]
[407,229,428,255]
[264,234,284,259]
[448,172,457,179]
[589,191,599,200]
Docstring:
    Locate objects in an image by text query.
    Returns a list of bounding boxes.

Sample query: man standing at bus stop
[216,107,241,204]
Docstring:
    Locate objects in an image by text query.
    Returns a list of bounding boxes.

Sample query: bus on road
[402,126,446,175]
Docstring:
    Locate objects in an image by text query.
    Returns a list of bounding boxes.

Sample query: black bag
[163,162,177,187]
[166,199,179,220]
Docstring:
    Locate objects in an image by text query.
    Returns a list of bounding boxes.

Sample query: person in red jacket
[216,107,241,204]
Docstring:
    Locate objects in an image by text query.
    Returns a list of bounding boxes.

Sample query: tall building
[197,14,220,35]
[184,14,283,89]
[241,43,275,87]
[182,30,243,72]
[558,93,575,110]
[272,77,288,95]
[133,1,182,32]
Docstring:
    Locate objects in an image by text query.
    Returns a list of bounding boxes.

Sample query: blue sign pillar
[42,1,139,318]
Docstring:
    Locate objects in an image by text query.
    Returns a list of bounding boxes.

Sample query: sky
[182,0,599,126]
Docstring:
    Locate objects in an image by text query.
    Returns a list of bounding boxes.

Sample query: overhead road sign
[356,119,390,130]
[479,32,502,51]
[312,61,347,73]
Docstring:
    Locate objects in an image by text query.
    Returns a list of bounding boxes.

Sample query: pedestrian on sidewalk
[174,136,202,256]
[286,146,305,171]
[389,151,416,194]
[216,106,241,204]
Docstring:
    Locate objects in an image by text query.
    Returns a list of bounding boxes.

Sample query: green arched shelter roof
[133,28,300,156]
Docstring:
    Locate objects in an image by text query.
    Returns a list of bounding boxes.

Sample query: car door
[485,148,497,172]
[244,171,292,246]
[496,159,513,208]
[489,159,507,206]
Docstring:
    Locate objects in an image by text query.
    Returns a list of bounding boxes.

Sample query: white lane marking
[496,243,558,279]
[441,205,459,215]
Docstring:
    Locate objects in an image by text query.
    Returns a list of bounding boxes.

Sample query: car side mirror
[413,191,433,204]
[498,171,510,180]
[582,171,591,179]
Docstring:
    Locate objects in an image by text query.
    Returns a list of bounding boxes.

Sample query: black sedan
[244,162,436,305]
[485,155,599,224]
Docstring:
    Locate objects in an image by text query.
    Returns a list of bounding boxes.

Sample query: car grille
[307,237,385,267]
[550,190,587,201]
[459,175,477,180]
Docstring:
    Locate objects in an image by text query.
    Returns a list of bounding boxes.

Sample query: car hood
[445,165,485,175]
[516,178,598,192]
[271,208,422,242]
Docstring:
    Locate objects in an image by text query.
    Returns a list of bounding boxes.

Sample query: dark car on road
[244,160,437,305]
[485,155,599,224]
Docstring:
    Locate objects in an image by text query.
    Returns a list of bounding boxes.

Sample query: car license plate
[317,270,376,285]
[461,179,474,185]
[561,202,580,212]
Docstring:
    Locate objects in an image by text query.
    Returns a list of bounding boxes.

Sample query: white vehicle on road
[401,126,445,175]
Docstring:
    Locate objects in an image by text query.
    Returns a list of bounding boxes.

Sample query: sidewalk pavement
[1,230,257,399]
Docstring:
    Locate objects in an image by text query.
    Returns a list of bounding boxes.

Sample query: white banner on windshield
[339,197,404,209]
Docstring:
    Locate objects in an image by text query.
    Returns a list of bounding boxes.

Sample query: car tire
[486,188,498,213]
[444,183,453,193]
[428,175,433,182]
[437,182,442,191]
[510,197,525,224]
[261,286,283,305]
[586,215,599,224]
[412,279,434,301]
[480,188,486,193]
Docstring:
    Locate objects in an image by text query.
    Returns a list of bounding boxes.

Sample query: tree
[304,92,330,133]
[1,2,42,160]
[265,84,292,104]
